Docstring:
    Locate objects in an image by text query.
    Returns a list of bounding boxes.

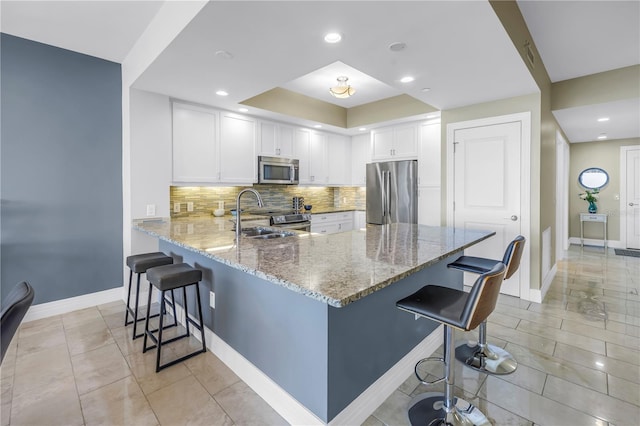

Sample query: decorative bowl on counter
[304,205,312,211]
[213,208,225,217]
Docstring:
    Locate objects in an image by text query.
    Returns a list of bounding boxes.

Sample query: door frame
[556,131,570,257]
[446,112,531,300]
[620,145,640,249]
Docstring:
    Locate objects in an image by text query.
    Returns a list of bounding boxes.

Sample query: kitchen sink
[240,227,296,239]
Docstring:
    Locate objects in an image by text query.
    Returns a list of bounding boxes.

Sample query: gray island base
[134,218,494,424]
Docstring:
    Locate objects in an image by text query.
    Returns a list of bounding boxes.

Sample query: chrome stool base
[455,340,517,375]
[407,392,490,426]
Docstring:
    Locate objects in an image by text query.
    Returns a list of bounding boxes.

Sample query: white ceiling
[1,1,637,141]
[517,0,640,143]
[0,1,163,63]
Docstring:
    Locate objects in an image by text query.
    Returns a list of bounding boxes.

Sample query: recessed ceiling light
[359,127,367,131]
[216,90,228,96]
[314,124,322,128]
[389,42,406,52]
[421,88,431,92]
[238,107,248,113]
[400,76,415,83]
[324,33,342,43]
[597,117,610,122]
[597,134,607,140]
[215,50,234,59]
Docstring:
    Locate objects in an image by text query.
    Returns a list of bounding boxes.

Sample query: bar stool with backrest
[143,262,206,372]
[396,263,506,426]
[125,252,178,339]
[447,235,525,375]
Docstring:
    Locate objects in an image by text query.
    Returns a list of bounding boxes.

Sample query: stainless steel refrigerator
[366,160,418,225]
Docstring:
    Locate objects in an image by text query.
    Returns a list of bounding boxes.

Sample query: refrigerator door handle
[381,170,387,219]
[385,171,391,224]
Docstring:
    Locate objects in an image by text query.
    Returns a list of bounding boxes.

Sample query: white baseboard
[568,237,623,249]
[24,286,125,322]
[529,263,557,304]
[175,303,443,425]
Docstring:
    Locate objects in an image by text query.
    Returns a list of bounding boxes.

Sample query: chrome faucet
[235,188,264,240]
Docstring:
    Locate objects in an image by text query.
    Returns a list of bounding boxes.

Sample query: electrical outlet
[209,291,215,309]
[146,204,156,216]
[414,314,420,321]
[174,202,181,213]
[187,202,194,212]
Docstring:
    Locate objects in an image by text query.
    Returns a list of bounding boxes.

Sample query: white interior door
[624,148,640,249]
[453,122,522,296]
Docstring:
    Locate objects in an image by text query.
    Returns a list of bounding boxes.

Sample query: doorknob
[503,215,518,221]
[630,202,637,206]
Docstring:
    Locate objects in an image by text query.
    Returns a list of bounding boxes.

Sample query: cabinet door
[309,131,328,184]
[393,123,418,158]
[258,121,277,156]
[418,122,441,186]
[172,103,219,182]
[351,133,370,186]
[371,127,394,160]
[293,128,312,183]
[219,113,256,183]
[278,125,294,158]
[327,134,350,185]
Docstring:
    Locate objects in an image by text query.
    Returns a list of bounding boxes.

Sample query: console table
[580,213,607,250]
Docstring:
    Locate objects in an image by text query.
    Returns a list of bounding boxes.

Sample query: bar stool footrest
[415,356,445,385]
[455,340,518,375]
[407,392,490,426]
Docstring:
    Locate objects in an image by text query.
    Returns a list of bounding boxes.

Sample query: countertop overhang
[133,217,494,307]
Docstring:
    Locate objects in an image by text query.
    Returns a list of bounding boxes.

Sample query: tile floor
[1,245,638,425]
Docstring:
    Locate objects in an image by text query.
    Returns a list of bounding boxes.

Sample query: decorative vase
[588,201,597,213]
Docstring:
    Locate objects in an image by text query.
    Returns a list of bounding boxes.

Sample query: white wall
[130,89,173,219]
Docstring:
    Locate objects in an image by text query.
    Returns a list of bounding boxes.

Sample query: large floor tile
[608,375,640,406]
[80,376,159,426]
[542,375,640,425]
[214,381,288,425]
[10,377,83,426]
[12,344,73,399]
[553,342,639,385]
[606,341,640,365]
[370,389,412,426]
[478,376,607,426]
[516,319,606,355]
[505,342,608,393]
[147,375,233,426]
[493,303,563,329]
[65,317,115,356]
[486,323,556,356]
[71,343,131,395]
[125,347,192,395]
[561,318,640,350]
[62,306,103,329]
[184,351,240,396]
[15,323,67,357]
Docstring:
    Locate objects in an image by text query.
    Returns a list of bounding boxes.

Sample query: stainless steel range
[270,212,312,232]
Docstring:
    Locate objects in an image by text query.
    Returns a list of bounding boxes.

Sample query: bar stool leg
[407,326,488,426]
[194,284,206,353]
[124,270,134,325]
[183,286,190,337]
[455,321,517,375]
[155,290,166,372]
[142,286,154,353]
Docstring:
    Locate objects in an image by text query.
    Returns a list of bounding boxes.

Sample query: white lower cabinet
[311,212,354,235]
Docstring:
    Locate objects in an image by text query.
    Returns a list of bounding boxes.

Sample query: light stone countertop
[133,217,494,307]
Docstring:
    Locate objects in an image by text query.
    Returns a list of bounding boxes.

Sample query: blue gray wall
[1,34,123,304]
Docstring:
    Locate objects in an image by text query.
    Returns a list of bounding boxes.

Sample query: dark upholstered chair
[447,235,525,375]
[397,263,506,426]
[1,281,35,364]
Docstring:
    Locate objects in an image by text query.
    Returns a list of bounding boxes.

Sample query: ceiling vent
[524,40,535,68]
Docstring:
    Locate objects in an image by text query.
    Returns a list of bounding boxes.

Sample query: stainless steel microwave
[258,156,299,184]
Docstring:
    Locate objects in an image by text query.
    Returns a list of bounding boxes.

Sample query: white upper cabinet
[371,123,418,161]
[351,133,370,186]
[172,102,256,184]
[327,134,350,185]
[418,122,441,186]
[219,113,257,183]
[258,121,294,158]
[172,102,219,183]
[309,131,328,184]
[293,128,312,184]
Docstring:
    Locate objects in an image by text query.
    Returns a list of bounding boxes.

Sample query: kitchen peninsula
[134,216,493,423]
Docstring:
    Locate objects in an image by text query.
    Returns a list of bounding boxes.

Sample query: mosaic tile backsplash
[170,185,366,217]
